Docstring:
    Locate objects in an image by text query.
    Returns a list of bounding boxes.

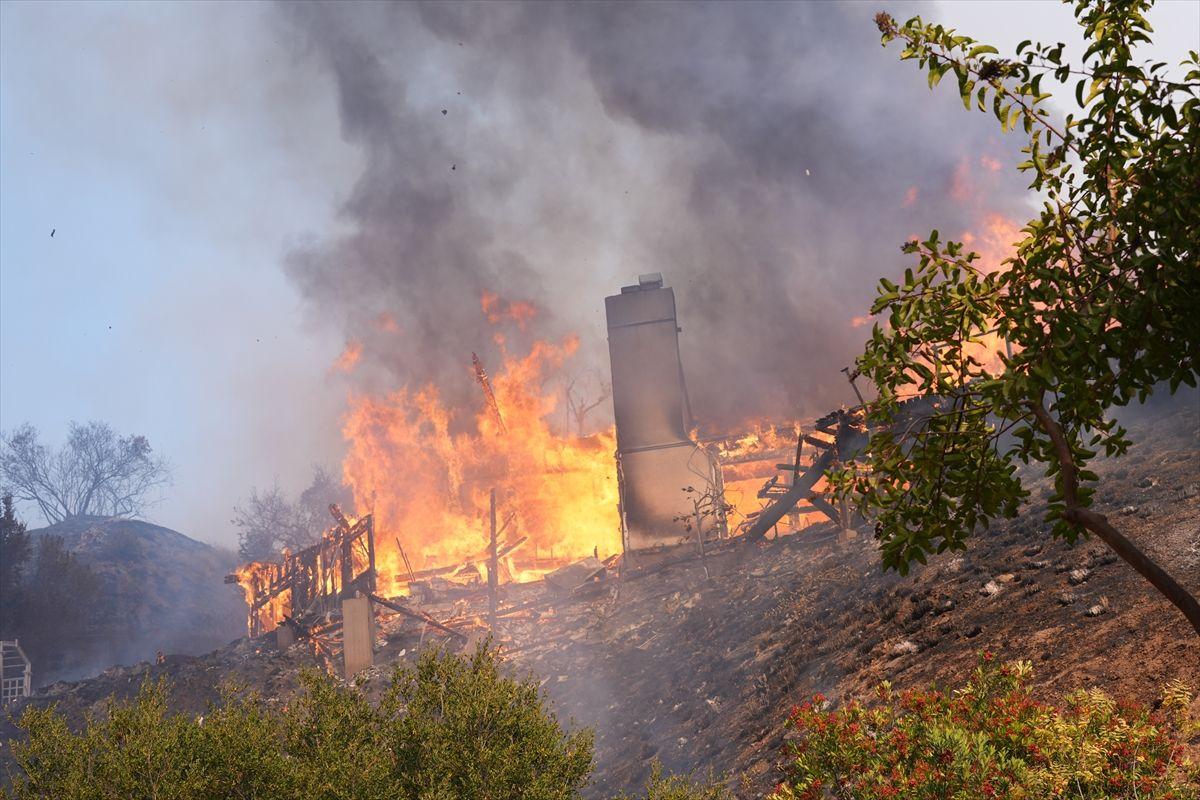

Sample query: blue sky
[2,1,1196,546]
[1,2,356,542]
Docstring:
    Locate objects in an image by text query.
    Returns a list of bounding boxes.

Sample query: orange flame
[480,291,538,331]
[341,335,620,593]
[332,341,363,374]
[232,561,292,635]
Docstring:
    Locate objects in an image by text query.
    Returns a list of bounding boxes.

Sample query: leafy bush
[7,643,593,800]
[618,762,734,800]
[772,653,1199,800]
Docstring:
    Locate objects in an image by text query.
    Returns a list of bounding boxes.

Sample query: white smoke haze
[276,0,1030,429]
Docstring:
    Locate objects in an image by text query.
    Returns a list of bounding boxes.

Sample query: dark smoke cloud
[278,1,1029,426]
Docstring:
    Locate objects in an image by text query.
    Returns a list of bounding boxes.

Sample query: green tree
[837,0,1200,632]
[7,643,594,800]
[0,493,31,636]
[13,535,104,676]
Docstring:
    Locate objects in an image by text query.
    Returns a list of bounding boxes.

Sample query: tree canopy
[836,0,1199,631]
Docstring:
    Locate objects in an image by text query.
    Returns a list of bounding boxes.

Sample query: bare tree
[296,465,354,533]
[0,421,171,524]
[563,371,612,437]
[233,485,303,562]
[233,466,353,561]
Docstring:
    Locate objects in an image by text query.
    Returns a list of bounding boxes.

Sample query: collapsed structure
[226,506,377,638]
[605,273,861,553]
[228,274,871,676]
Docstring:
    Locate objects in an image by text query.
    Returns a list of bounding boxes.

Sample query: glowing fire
[332,341,363,374]
[711,423,795,462]
[233,561,292,635]
[480,291,537,331]
[700,421,829,534]
[341,329,621,594]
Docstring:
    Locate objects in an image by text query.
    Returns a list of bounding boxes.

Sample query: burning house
[227,275,869,677]
[227,505,377,639]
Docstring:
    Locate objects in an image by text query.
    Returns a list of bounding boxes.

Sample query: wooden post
[342,594,374,679]
[365,516,377,593]
[841,367,867,407]
[488,488,498,630]
[340,532,353,597]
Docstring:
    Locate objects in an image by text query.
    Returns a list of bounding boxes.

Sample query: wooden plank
[488,489,498,629]
[341,595,374,679]
[396,537,417,583]
[806,494,842,524]
[744,416,848,542]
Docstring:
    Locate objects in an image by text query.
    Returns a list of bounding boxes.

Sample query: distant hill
[24,516,245,683]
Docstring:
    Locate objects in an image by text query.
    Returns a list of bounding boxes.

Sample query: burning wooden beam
[743,416,847,542]
[472,352,507,434]
[229,508,378,637]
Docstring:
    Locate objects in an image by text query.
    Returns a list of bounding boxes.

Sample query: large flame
[341,331,621,594]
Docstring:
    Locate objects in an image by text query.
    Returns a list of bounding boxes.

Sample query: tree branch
[1029,398,1200,635]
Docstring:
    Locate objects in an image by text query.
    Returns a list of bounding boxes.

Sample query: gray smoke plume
[278,1,1029,427]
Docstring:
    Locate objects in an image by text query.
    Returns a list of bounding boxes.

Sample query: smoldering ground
[276,0,1031,429]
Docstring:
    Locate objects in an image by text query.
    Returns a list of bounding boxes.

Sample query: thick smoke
[278,1,1029,428]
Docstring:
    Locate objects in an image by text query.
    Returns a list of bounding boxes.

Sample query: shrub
[772,653,1199,800]
[6,643,593,800]
[617,762,734,800]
